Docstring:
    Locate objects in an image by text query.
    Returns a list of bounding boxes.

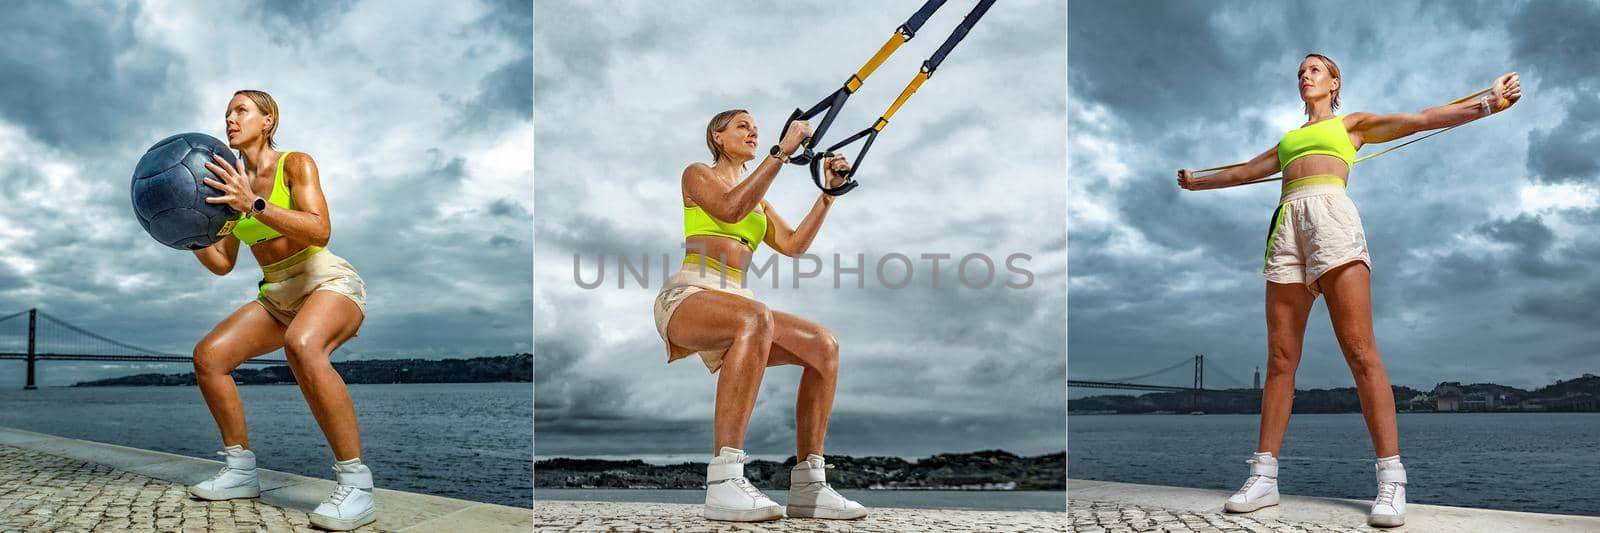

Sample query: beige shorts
[653,260,755,373]
[256,247,367,325]
[1262,179,1371,295]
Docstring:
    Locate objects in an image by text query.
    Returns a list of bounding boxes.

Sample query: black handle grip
[809,125,879,196]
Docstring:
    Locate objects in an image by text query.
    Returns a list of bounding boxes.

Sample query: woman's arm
[1178,145,1280,191]
[1349,72,1522,146]
[764,197,836,256]
[205,152,332,246]
[683,120,812,221]
[193,234,242,275]
[763,155,847,256]
[683,157,786,222]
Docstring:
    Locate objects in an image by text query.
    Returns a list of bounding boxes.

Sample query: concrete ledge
[535,499,1067,531]
[1069,479,1600,532]
[0,426,531,532]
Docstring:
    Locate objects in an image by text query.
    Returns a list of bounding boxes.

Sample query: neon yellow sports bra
[1278,116,1358,171]
[684,204,767,252]
[232,151,296,245]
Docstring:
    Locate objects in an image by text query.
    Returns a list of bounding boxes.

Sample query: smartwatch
[769,144,789,163]
[250,196,267,216]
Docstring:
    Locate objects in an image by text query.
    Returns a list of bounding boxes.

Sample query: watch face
[769,145,781,156]
[253,198,267,212]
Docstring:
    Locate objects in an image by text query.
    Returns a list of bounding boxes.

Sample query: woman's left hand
[203,154,256,213]
[823,154,852,189]
[1493,72,1521,110]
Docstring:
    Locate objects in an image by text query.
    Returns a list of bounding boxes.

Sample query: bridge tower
[1189,354,1205,410]
[24,308,37,390]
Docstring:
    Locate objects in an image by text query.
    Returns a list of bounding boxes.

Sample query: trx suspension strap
[781,0,996,196]
[1195,87,1498,186]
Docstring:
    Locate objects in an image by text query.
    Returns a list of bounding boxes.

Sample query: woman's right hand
[779,119,813,155]
[1177,168,1207,191]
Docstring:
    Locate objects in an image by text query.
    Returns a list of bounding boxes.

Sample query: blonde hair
[233,89,280,149]
[705,109,749,163]
[1302,54,1341,118]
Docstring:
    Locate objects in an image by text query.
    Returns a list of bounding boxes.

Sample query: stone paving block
[534,500,1068,532]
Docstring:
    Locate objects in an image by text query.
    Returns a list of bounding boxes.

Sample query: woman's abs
[684,235,755,271]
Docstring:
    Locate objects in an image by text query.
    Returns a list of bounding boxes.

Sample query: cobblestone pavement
[0,444,379,533]
[1068,500,1373,533]
[534,500,1068,532]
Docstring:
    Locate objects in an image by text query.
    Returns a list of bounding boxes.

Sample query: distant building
[1434,384,1463,412]
[1405,394,1432,412]
[1463,393,1489,411]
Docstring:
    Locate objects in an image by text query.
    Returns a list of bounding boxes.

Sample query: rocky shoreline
[536,449,1064,491]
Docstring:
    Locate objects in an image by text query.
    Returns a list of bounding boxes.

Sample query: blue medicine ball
[130,133,240,250]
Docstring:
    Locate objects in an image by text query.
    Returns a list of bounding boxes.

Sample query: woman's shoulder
[682,161,715,180]
[280,151,318,183]
[1341,112,1376,129]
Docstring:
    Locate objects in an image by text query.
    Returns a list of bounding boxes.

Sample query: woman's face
[1297,56,1338,105]
[224,94,271,149]
[715,112,760,162]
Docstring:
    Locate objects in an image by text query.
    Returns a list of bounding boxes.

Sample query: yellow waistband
[683,252,743,283]
[261,245,326,275]
[1283,174,1346,193]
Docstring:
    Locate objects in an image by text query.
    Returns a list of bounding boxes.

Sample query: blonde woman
[186,90,375,531]
[1178,55,1520,527]
[652,110,863,522]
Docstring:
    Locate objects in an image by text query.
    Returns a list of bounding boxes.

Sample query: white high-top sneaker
[787,454,867,519]
[1369,455,1407,527]
[309,458,377,531]
[703,447,784,522]
[188,445,261,500]
[1223,452,1280,513]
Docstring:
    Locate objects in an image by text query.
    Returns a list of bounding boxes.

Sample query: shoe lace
[1375,481,1400,507]
[1235,475,1261,496]
[730,477,766,500]
[326,484,356,506]
[206,451,236,482]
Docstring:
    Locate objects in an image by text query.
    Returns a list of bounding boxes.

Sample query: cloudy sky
[534,1,1066,460]
[1069,0,1600,397]
[0,0,532,387]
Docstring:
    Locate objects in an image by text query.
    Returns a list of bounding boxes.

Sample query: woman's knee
[1341,340,1382,374]
[282,331,331,364]
[1265,342,1301,375]
[740,303,775,340]
[815,328,840,374]
[192,339,237,376]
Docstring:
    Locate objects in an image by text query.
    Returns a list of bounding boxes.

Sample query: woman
[1177,55,1520,528]
[185,90,375,531]
[652,109,863,522]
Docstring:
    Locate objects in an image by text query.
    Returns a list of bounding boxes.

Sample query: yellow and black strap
[780,0,995,196]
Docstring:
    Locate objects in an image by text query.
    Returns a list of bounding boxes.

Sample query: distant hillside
[73,354,531,387]
[536,450,1065,491]
[1070,373,1600,414]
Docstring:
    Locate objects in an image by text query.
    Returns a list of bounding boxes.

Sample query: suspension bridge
[1070,354,1262,409]
[0,308,286,389]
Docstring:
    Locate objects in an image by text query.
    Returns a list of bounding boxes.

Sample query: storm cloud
[534,1,1065,460]
[0,0,532,387]
[1069,0,1600,396]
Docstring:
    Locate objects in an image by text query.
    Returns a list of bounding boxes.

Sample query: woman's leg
[193,302,289,449]
[1318,262,1399,457]
[1257,281,1316,456]
[281,291,365,461]
[763,311,840,461]
[665,291,775,454]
